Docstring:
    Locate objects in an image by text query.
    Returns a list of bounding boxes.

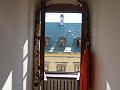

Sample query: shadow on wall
[0,0,34,89]
[0,39,32,90]
[90,51,113,90]
[90,51,96,90]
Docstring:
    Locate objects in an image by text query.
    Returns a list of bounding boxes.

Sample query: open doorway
[33,3,90,90]
[44,13,82,90]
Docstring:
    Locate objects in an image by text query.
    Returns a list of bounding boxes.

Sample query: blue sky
[45,13,82,23]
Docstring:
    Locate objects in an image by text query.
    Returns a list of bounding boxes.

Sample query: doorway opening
[44,12,82,90]
[32,3,90,90]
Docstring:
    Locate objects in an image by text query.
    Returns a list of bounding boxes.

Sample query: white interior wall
[1,0,120,90]
[0,0,34,90]
[89,0,120,90]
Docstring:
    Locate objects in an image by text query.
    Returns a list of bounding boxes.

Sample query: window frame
[56,63,66,72]
[40,2,87,87]
[44,62,49,71]
[74,62,80,72]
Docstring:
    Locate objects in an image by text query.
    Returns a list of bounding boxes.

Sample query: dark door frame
[40,2,88,89]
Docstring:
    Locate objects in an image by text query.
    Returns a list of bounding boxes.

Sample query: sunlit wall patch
[2,71,12,90]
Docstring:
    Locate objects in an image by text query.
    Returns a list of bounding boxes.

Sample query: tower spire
[60,14,64,25]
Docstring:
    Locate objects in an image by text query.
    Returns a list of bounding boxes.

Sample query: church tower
[60,14,64,25]
[59,14,64,37]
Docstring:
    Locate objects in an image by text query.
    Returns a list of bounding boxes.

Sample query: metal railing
[44,72,80,90]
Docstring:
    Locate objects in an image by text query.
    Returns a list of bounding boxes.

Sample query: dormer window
[45,37,51,47]
[58,37,66,47]
[74,37,81,47]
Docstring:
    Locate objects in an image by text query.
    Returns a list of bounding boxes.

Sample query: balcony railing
[44,72,80,90]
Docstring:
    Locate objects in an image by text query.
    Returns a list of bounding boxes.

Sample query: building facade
[45,14,81,72]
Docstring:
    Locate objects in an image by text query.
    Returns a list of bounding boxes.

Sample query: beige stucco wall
[0,0,34,90]
[45,53,80,72]
[89,0,120,90]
